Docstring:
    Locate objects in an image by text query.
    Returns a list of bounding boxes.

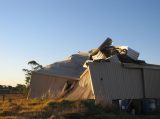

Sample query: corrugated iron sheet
[29,72,68,99]
[89,62,143,104]
[123,63,160,70]
[115,46,139,60]
[144,69,160,98]
[64,68,95,100]
[92,51,106,60]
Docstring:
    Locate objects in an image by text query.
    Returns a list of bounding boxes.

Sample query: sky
[0,0,160,86]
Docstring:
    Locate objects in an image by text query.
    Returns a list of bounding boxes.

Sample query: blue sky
[0,0,160,86]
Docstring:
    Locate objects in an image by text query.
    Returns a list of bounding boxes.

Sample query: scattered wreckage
[89,37,144,64]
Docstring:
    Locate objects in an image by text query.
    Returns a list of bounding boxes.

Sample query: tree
[28,60,43,70]
[23,60,43,86]
[0,85,3,89]
[15,84,27,94]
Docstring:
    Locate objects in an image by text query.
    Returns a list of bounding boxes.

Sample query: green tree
[0,85,3,89]
[28,60,43,70]
[15,84,27,94]
[23,60,43,86]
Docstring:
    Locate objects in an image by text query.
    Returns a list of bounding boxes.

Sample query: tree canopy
[23,60,43,86]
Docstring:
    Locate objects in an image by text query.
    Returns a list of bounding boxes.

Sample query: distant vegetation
[0,60,43,96]
[0,84,27,94]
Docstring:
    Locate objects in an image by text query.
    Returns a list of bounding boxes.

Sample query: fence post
[2,95,5,102]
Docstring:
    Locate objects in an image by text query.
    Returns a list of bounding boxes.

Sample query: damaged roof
[37,53,89,78]
[35,37,147,79]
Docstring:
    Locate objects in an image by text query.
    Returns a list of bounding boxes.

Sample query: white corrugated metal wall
[64,68,95,100]
[29,72,73,99]
[29,71,95,100]
[89,62,143,104]
[144,69,160,98]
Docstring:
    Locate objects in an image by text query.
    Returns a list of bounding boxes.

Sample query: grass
[0,94,160,119]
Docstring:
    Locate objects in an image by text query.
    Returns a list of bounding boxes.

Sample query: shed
[87,62,160,105]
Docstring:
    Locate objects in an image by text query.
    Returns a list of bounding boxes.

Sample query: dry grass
[0,94,160,119]
[0,94,24,100]
[0,94,47,119]
[0,94,86,119]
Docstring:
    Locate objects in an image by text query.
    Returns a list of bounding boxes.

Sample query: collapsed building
[29,53,95,100]
[29,38,160,113]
